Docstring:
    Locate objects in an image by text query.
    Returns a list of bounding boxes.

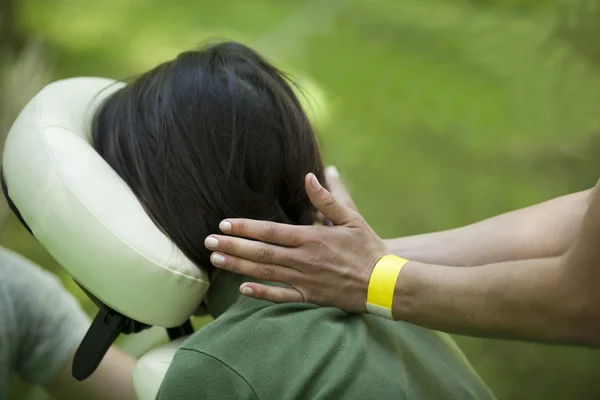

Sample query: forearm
[0,249,136,399]
[385,189,591,266]
[393,256,600,346]
[46,347,136,400]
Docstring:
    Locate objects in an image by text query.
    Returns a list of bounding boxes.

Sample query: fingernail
[204,236,219,250]
[219,220,232,233]
[310,174,321,190]
[211,253,225,265]
[241,286,253,295]
[325,166,339,178]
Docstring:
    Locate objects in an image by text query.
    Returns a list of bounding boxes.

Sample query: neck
[205,270,292,318]
[204,270,259,318]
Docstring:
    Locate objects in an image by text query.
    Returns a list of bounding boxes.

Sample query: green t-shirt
[157,271,495,400]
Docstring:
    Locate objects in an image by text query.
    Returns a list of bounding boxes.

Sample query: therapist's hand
[204,167,389,313]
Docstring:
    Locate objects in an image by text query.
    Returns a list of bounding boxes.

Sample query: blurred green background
[2,0,600,398]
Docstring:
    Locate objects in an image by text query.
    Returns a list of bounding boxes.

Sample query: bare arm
[393,256,599,346]
[206,172,600,346]
[0,249,137,399]
[45,347,136,400]
[385,189,591,266]
[393,184,600,346]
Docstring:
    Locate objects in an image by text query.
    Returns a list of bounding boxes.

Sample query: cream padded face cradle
[2,77,210,328]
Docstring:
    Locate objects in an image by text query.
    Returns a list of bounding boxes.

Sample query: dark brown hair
[92,41,324,272]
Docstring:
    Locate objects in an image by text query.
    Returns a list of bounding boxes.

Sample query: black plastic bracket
[73,305,127,380]
[73,283,149,380]
[166,319,194,340]
[73,307,194,380]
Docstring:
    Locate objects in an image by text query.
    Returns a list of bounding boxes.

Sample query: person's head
[92,41,324,274]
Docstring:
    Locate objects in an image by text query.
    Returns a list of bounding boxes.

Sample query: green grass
[5,0,600,398]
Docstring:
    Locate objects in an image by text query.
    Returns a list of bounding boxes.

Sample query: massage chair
[2,77,211,399]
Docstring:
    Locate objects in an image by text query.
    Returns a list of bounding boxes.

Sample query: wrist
[351,245,390,314]
[391,260,419,321]
[365,254,409,320]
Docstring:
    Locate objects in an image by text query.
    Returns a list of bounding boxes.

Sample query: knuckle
[322,193,337,208]
[307,238,323,249]
[235,220,245,236]
[255,246,273,263]
[260,265,276,280]
[263,223,278,241]
[340,264,354,279]
[224,239,235,254]
[308,257,321,269]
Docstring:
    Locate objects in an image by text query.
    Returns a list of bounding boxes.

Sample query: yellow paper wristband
[366,255,409,320]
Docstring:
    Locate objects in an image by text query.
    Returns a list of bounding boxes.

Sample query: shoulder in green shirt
[157,271,495,400]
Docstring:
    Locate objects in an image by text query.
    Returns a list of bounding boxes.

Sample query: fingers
[239,283,305,303]
[305,173,355,226]
[325,166,358,212]
[205,235,298,268]
[218,219,307,246]
[208,251,300,283]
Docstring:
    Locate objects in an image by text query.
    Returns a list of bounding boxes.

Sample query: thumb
[305,173,354,225]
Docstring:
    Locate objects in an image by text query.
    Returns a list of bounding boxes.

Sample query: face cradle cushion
[2,77,210,380]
